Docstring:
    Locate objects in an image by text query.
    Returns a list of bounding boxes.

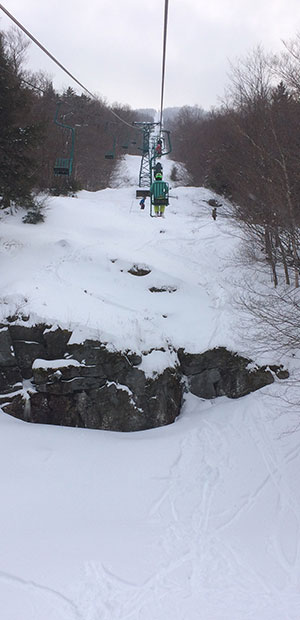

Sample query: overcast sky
[1,0,300,111]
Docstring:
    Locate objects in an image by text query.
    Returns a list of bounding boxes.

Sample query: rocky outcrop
[178,347,275,399]
[27,364,181,432]
[0,324,182,431]
[28,340,182,431]
[128,264,151,276]
[0,323,288,431]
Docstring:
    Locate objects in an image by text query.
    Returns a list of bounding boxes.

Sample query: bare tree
[271,33,300,97]
[3,26,29,75]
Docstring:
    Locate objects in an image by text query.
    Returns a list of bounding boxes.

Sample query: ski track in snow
[72,407,300,620]
[0,570,83,620]
[246,402,300,578]
[285,442,300,464]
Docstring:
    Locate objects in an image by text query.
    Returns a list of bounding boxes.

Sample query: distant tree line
[0,27,152,211]
[169,42,300,288]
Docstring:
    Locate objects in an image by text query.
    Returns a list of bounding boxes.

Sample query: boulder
[29,353,183,431]
[268,364,290,380]
[128,264,151,276]
[178,347,274,399]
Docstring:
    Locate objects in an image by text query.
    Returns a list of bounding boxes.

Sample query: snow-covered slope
[1,155,300,619]
[0,155,243,359]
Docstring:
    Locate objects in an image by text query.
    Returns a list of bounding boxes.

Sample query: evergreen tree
[0,32,41,209]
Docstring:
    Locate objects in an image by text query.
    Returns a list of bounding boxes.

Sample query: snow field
[0,156,241,361]
[1,390,300,619]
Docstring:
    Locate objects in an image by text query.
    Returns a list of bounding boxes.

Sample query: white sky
[1,0,300,110]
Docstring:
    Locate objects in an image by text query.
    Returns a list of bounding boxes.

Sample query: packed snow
[0,155,300,619]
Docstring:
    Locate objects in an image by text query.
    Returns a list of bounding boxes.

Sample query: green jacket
[150,180,169,200]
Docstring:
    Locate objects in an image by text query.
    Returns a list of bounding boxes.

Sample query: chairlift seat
[54,157,71,176]
[155,198,169,206]
[136,189,151,198]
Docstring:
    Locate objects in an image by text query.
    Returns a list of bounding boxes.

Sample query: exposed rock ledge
[0,323,288,432]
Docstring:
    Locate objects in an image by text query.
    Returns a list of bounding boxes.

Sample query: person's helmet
[155,172,162,180]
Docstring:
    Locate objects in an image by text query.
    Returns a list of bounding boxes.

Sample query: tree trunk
[276,233,290,285]
[265,227,278,286]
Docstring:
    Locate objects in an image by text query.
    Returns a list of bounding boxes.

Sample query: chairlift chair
[54,157,72,175]
[121,136,129,149]
[104,135,116,160]
[53,103,75,176]
[150,180,169,217]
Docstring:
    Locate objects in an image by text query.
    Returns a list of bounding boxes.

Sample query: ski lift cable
[0,59,82,105]
[159,0,169,132]
[0,3,139,131]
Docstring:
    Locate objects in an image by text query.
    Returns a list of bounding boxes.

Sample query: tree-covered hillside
[169,44,300,288]
[0,28,152,204]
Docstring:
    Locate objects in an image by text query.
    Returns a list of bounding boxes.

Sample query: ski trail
[77,561,163,620]
[215,472,271,532]
[149,417,282,619]
[0,570,83,620]
[285,442,300,464]
[75,428,224,620]
[243,397,300,606]
[69,397,300,620]
[200,399,300,617]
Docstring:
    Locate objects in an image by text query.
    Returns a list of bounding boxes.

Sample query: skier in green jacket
[150,171,169,217]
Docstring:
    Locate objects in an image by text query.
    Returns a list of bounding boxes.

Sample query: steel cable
[0,3,139,130]
[159,0,169,131]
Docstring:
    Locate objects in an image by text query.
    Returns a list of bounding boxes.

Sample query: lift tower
[134,122,159,188]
